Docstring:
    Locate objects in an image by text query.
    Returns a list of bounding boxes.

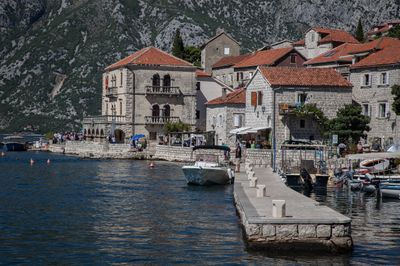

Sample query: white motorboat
[379,181,400,199]
[360,158,390,174]
[182,145,234,185]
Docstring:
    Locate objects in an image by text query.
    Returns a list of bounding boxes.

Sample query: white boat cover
[229,127,251,134]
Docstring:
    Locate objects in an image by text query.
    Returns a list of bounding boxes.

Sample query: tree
[184,46,201,67]
[172,29,185,59]
[387,25,400,39]
[164,121,190,134]
[391,84,400,115]
[327,104,370,144]
[294,104,328,134]
[355,19,365,42]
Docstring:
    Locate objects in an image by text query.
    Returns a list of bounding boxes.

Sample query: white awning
[229,127,251,134]
[237,126,270,134]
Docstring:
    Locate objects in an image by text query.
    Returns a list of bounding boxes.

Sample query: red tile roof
[206,87,246,105]
[212,54,251,69]
[105,47,193,70]
[305,37,400,66]
[259,66,352,88]
[313,27,359,44]
[233,48,294,68]
[196,69,211,77]
[293,39,305,46]
[351,46,400,69]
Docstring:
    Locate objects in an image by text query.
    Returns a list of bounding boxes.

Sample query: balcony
[105,87,118,99]
[145,86,181,96]
[83,115,127,124]
[145,116,180,125]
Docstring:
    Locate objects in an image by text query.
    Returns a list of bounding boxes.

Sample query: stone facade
[351,66,400,145]
[201,31,240,73]
[83,49,197,143]
[295,29,335,59]
[206,104,245,147]
[212,66,235,87]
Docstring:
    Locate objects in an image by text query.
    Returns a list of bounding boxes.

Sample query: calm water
[0,152,400,265]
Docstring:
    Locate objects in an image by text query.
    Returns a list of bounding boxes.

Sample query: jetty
[234,165,352,253]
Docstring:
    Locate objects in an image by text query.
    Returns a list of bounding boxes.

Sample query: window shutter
[387,72,390,85]
[251,91,257,106]
[369,74,372,86]
[386,102,390,117]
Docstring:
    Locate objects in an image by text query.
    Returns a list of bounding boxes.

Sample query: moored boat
[182,145,234,186]
[360,158,390,174]
[379,182,400,199]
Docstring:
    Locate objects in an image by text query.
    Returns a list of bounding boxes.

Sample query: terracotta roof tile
[259,66,352,88]
[233,48,294,68]
[206,87,246,105]
[212,54,251,69]
[196,69,211,77]
[105,47,193,70]
[305,37,400,66]
[313,27,359,44]
[351,46,400,69]
[293,39,305,46]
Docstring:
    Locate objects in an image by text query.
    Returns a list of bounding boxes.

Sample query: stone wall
[154,145,230,162]
[245,149,272,167]
[64,141,131,154]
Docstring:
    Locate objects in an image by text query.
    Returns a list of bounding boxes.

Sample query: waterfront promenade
[234,165,353,253]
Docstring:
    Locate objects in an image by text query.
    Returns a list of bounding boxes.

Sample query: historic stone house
[83,47,197,143]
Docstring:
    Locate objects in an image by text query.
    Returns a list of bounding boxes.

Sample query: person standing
[235,143,242,172]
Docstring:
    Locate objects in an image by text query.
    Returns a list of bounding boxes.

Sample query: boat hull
[182,166,232,185]
[380,184,400,199]
[5,142,26,151]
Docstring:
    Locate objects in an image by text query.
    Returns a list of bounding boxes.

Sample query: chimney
[216,27,225,35]
[222,88,227,100]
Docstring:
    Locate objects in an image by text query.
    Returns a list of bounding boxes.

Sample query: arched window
[119,101,123,116]
[96,128,99,136]
[120,71,123,87]
[163,74,171,87]
[84,129,87,135]
[152,74,160,87]
[106,103,108,116]
[163,105,170,117]
[152,104,160,117]
[100,129,104,136]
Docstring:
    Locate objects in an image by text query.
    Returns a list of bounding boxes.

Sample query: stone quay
[234,165,352,253]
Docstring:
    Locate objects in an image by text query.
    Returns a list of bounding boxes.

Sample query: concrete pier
[234,166,353,253]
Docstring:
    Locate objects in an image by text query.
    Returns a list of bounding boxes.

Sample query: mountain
[0,0,399,133]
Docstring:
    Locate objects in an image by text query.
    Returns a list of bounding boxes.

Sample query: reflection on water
[0,152,400,264]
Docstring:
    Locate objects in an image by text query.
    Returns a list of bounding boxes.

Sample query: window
[362,104,369,116]
[149,132,157,140]
[251,91,257,106]
[300,119,305,128]
[196,110,200,119]
[290,54,297,64]
[240,72,244,80]
[119,101,122,115]
[106,103,108,116]
[212,116,217,126]
[152,104,160,117]
[219,114,223,125]
[196,81,200,90]
[224,47,230,55]
[249,72,253,79]
[111,75,116,87]
[152,74,160,87]
[163,74,171,87]
[257,91,263,105]
[297,93,307,105]
[379,103,388,118]
[236,72,240,81]
[163,105,170,117]
[380,72,388,85]
[234,114,242,127]
[363,74,371,86]
[120,72,123,86]
[311,33,315,42]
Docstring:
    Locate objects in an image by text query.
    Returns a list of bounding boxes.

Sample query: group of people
[52,132,85,144]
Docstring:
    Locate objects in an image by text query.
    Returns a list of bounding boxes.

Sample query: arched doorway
[114,129,125,143]
[152,74,160,87]
[163,104,170,117]
[163,74,171,87]
[152,104,160,117]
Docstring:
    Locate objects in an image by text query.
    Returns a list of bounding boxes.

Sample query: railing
[83,115,127,124]
[105,87,118,97]
[144,116,180,125]
[145,86,181,95]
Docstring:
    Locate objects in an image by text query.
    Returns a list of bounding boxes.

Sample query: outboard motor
[300,168,313,192]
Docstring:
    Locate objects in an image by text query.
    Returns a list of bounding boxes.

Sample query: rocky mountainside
[0,0,399,133]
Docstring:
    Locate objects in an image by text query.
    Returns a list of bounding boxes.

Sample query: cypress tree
[172,29,185,59]
[355,19,364,42]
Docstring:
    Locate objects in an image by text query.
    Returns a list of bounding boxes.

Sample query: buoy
[47,159,51,164]
[30,158,35,165]
[149,161,154,168]
[1,152,5,156]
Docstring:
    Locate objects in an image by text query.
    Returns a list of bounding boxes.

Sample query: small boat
[379,181,400,199]
[360,158,390,174]
[182,145,234,186]
[3,136,27,151]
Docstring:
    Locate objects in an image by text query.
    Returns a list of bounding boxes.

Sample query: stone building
[212,48,305,89]
[293,27,359,60]
[195,69,232,131]
[82,47,197,143]
[201,30,240,73]
[206,88,246,146]
[244,66,352,159]
[367,20,400,40]
[350,45,400,146]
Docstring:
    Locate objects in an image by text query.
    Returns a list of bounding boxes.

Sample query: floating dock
[234,165,352,253]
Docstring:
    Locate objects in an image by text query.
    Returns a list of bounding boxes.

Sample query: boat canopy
[346,152,400,160]
[192,145,231,152]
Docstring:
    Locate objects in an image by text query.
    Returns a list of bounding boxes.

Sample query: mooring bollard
[249,177,257,188]
[256,185,266,197]
[272,200,286,218]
